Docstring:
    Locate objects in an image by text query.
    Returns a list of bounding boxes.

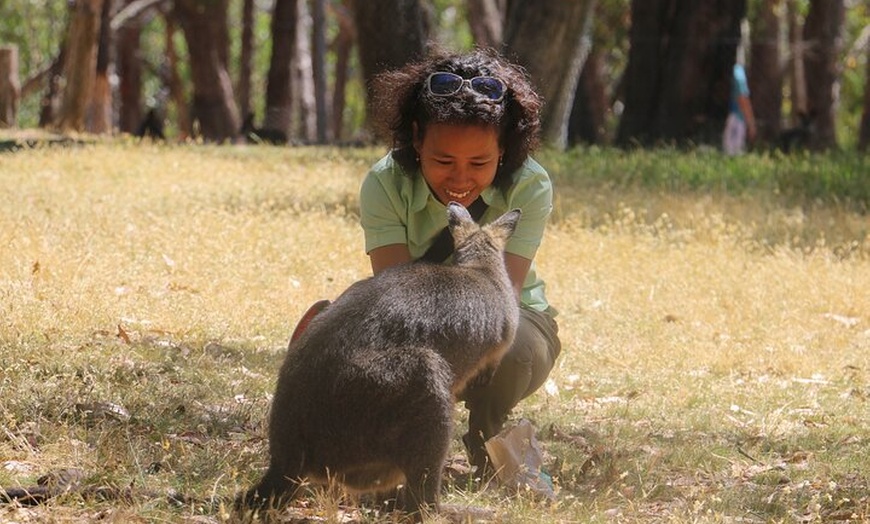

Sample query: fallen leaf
[117,324,131,344]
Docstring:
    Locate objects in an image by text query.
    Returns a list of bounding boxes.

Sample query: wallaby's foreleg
[235,464,299,512]
[396,463,443,522]
[394,418,450,519]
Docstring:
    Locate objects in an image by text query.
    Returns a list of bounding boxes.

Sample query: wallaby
[236,202,522,520]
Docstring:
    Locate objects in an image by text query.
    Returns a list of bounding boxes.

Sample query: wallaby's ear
[484,208,521,244]
[447,202,477,244]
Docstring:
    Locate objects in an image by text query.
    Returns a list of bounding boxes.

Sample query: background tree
[312,0,328,143]
[503,0,596,149]
[353,0,430,133]
[802,0,845,150]
[294,0,316,142]
[748,0,783,146]
[115,6,143,135]
[238,0,255,121]
[262,0,297,139]
[616,0,746,147]
[57,0,104,132]
[330,0,355,141]
[859,35,870,151]
[86,0,113,134]
[568,0,631,146]
[466,0,503,48]
[0,46,20,128]
[175,0,240,141]
[163,11,191,139]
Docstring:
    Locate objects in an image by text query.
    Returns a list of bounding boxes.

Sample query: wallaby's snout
[238,203,522,520]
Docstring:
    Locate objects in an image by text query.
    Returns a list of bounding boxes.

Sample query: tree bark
[353,0,429,130]
[175,0,240,141]
[467,0,504,47]
[294,0,316,142]
[116,13,142,134]
[264,0,297,139]
[802,0,844,150]
[330,0,355,141]
[163,13,190,139]
[504,0,596,149]
[616,0,746,148]
[312,0,328,143]
[86,0,114,134]
[787,0,807,117]
[238,0,254,121]
[38,50,66,128]
[748,0,783,146]
[859,37,870,152]
[569,47,608,145]
[57,0,105,132]
[0,45,20,128]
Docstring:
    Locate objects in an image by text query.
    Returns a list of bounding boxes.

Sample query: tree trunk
[353,0,429,129]
[569,47,608,145]
[330,0,355,141]
[116,14,142,135]
[859,37,870,152]
[504,0,596,149]
[802,0,844,150]
[0,45,20,128]
[264,0,297,139]
[616,0,746,148]
[294,0,316,142]
[467,0,504,47]
[175,0,240,141]
[38,51,66,128]
[86,0,113,134]
[238,0,254,121]
[57,0,105,132]
[312,0,328,143]
[164,13,190,139]
[748,0,783,146]
[786,0,807,118]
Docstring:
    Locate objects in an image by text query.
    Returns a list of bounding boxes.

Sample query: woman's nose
[448,164,469,182]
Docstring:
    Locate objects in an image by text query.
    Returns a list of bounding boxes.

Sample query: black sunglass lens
[471,78,504,100]
[429,73,463,95]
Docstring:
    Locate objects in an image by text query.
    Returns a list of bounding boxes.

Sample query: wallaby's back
[237,202,522,519]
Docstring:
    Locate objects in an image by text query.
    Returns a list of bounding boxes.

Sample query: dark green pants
[460,307,561,472]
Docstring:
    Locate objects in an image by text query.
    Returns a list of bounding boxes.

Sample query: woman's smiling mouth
[445,188,471,199]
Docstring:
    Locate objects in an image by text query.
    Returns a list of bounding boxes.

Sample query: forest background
[1,0,869,153]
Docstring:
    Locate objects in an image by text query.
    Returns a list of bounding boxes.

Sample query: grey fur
[236,202,521,519]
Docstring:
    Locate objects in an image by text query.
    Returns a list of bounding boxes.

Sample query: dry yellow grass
[0,142,867,523]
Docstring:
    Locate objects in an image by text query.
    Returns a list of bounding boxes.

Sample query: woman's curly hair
[370,47,542,192]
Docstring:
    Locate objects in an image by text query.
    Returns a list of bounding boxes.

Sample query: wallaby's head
[447,202,521,265]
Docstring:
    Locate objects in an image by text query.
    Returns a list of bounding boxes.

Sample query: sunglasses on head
[426,72,506,102]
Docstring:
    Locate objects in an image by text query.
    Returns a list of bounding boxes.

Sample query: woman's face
[415,123,502,208]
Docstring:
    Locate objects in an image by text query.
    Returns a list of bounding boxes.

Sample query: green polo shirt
[359,153,554,313]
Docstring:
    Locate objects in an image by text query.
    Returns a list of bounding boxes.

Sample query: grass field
[0,141,868,523]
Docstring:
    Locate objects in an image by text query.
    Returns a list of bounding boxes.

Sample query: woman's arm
[504,252,531,301]
[369,244,413,275]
